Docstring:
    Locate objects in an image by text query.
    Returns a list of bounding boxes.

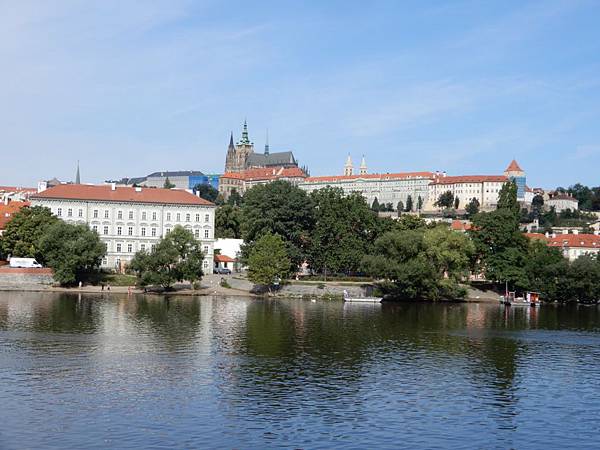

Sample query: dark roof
[31,184,214,206]
[146,170,205,178]
[246,151,296,167]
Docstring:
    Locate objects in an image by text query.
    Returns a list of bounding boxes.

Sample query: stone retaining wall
[0,268,55,288]
[276,283,371,299]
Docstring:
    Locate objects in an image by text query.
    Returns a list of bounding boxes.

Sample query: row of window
[55,208,211,223]
[91,225,211,239]
[106,242,210,254]
[103,257,211,269]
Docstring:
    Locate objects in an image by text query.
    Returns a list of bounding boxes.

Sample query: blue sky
[2,0,600,188]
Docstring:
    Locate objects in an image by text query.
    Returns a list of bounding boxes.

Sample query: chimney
[111,183,116,191]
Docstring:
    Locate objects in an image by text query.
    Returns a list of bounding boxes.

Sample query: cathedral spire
[75,160,81,184]
[239,119,251,145]
[229,131,234,149]
[264,129,270,155]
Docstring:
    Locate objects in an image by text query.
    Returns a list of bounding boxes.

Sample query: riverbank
[0,273,501,303]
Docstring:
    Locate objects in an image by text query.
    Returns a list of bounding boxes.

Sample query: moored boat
[343,290,382,303]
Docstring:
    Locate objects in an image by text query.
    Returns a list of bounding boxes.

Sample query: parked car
[213,267,232,275]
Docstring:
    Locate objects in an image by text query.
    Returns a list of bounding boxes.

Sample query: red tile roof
[0,201,30,230]
[548,194,578,202]
[451,220,472,231]
[0,186,37,193]
[505,159,523,172]
[305,171,435,183]
[30,184,214,206]
[547,234,600,249]
[221,167,307,182]
[214,254,235,263]
[431,175,507,185]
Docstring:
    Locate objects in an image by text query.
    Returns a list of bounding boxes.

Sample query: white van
[9,258,43,268]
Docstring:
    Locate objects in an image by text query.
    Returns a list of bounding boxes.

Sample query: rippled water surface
[2,292,600,449]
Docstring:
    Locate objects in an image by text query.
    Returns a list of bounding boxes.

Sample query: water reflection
[1,293,600,449]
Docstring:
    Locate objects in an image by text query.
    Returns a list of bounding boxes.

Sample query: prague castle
[224,120,300,173]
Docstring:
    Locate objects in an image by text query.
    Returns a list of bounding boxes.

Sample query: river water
[1,292,600,449]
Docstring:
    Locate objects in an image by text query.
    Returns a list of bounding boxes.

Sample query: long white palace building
[298,156,528,212]
[30,184,216,271]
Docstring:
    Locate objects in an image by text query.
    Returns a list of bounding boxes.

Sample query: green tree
[371,197,380,212]
[194,183,218,203]
[405,195,413,212]
[470,208,527,288]
[497,180,519,216]
[247,233,291,289]
[241,180,314,272]
[454,197,460,210]
[227,189,243,206]
[417,195,423,211]
[465,198,480,217]
[531,194,544,219]
[0,206,58,258]
[129,225,204,289]
[37,222,105,285]
[163,177,175,189]
[435,191,454,209]
[309,187,377,275]
[215,204,242,238]
[361,226,472,300]
[396,201,404,216]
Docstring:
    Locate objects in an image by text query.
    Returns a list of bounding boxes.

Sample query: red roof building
[219,166,307,199]
[31,184,214,206]
[0,201,30,235]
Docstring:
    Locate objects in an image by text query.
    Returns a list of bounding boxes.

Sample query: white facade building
[30,184,216,271]
[299,172,435,209]
[546,194,579,213]
[426,175,508,211]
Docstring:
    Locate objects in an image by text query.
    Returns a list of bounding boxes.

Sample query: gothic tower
[344,154,353,176]
[224,121,255,172]
[359,155,367,175]
[224,132,236,172]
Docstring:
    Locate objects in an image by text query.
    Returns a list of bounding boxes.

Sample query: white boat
[343,290,382,303]
[501,291,541,307]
